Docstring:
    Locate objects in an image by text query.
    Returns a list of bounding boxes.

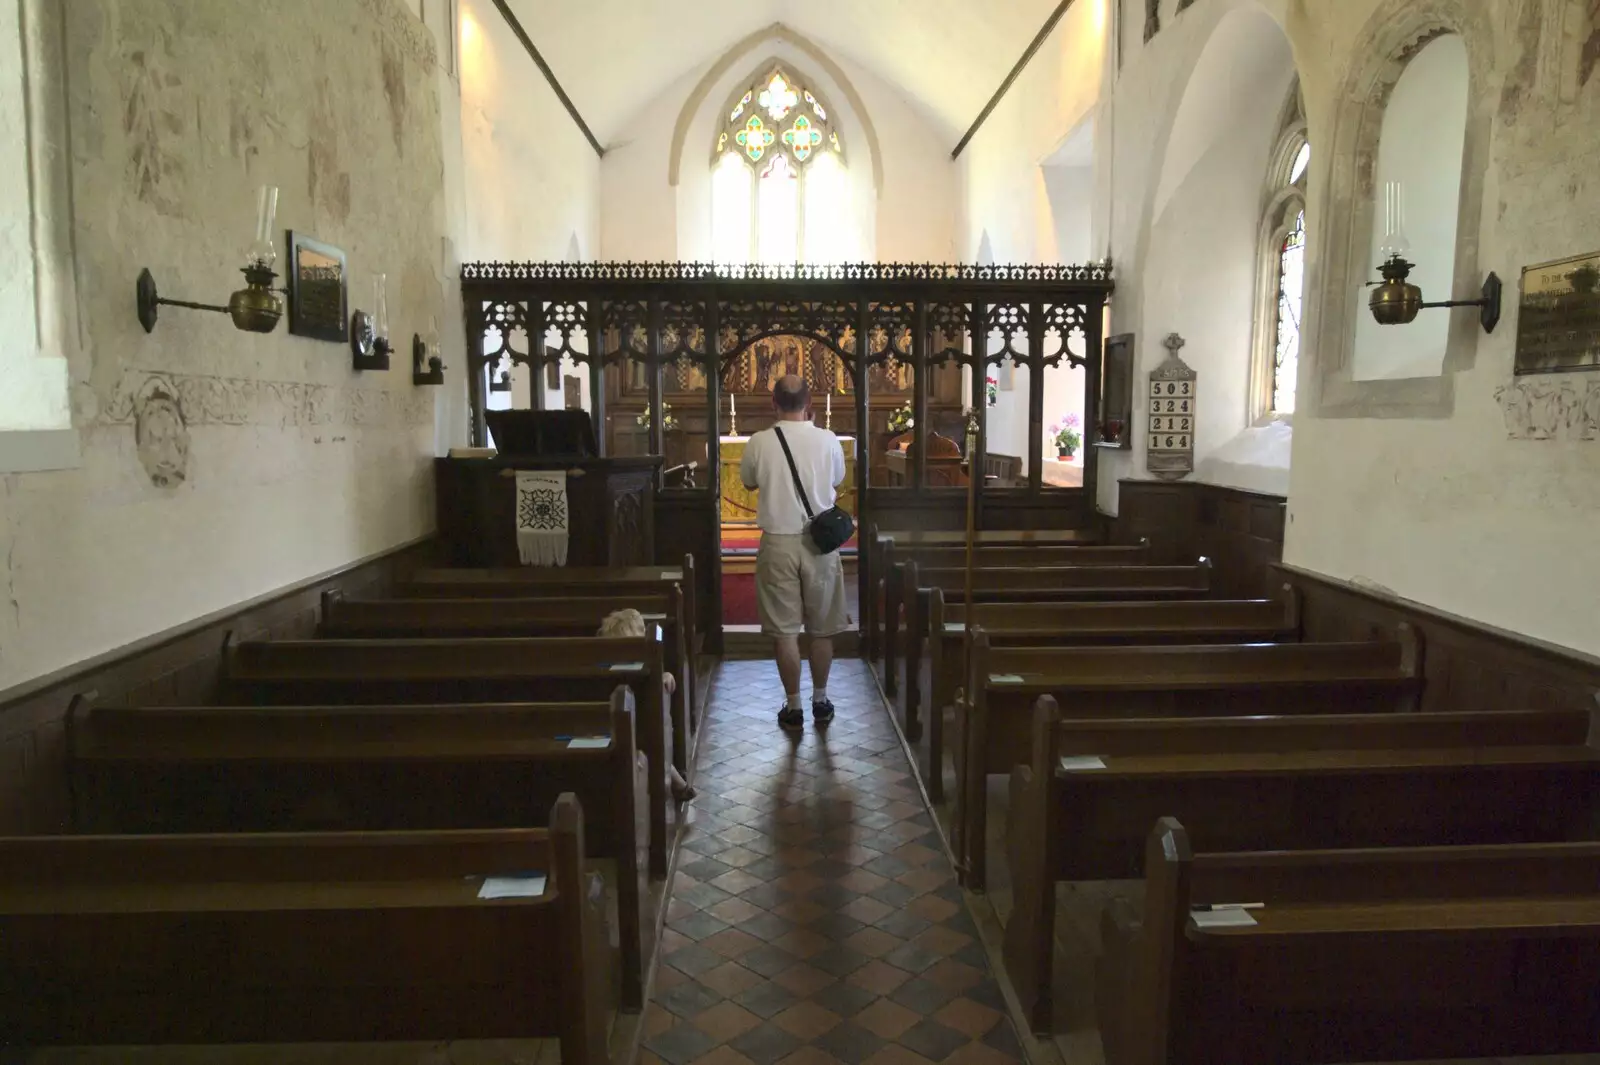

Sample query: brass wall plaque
[1514,251,1600,376]
[287,232,349,343]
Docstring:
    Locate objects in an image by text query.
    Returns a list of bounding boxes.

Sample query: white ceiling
[508,0,1064,146]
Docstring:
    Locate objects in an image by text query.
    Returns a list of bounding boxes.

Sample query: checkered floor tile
[643,659,1023,1065]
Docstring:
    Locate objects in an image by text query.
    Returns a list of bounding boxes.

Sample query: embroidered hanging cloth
[515,469,569,566]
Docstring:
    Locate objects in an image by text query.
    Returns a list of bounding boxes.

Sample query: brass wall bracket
[136,267,283,335]
[412,333,445,385]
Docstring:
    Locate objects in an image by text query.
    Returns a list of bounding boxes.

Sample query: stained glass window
[1273,210,1305,415]
[712,65,851,268]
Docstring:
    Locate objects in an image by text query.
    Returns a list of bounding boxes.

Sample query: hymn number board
[1147,333,1197,481]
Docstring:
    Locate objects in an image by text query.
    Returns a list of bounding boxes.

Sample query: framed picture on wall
[563,375,582,410]
[285,232,348,343]
[546,361,560,390]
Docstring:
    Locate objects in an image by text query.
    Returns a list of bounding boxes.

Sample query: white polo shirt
[739,420,846,535]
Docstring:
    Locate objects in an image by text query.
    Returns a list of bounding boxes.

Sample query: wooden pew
[868,526,1102,671]
[66,688,652,1010]
[878,540,1152,690]
[320,587,697,745]
[221,632,673,878]
[0,796,611,1060]
[958,628,1423,888]
[894,558,1214,739]
[1098,819,1600,1065]
[404,554,699,655]
[913,591,1300,802]
[1005,704,1600,1032]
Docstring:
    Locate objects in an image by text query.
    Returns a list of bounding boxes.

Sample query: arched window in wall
[711,65,851,267]
[1350,33,1470,381]
[1251,87,1309,420]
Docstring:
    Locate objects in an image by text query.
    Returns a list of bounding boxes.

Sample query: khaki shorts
[756,534,852,638]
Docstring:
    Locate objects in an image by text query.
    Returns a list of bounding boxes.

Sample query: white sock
[813,687,828,704]
[786,691,803,710]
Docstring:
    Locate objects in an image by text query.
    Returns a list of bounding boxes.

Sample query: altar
[718,435,856,525]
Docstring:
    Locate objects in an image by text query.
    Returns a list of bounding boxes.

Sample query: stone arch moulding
[668,23,885,197]
[1303,0,1496,420]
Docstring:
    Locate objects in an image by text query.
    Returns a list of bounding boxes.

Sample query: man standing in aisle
[740,375,850,730]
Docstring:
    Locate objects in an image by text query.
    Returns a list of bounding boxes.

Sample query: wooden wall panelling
[1111,479,1285,596]
[0,537,438,833]
[1281,565,1600,716]
[1112,478,1598,715]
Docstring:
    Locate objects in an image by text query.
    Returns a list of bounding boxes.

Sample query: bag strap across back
[771,426,816,521]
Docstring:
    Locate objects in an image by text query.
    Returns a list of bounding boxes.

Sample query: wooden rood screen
[461,261,1115,638]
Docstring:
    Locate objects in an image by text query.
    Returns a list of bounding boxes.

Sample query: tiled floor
[644,659,1024,1065]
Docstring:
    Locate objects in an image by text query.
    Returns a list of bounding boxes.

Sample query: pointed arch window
[1274,209,1305,415]
[712,66,851,268]
[1251,86,1308,420]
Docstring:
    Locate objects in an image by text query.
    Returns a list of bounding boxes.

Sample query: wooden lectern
[436,411,662,567]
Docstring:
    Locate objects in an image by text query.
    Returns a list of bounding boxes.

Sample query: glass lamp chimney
[247,185,279,269]
[1377,181,1411,263]
[373,273,390,341]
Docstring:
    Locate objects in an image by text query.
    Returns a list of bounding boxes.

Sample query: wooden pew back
[911,591,1303,801]
[321,591,675,639]
[225,633,661,700]
[0,798,611,1059]
[867,524,1101,663]
[892,542,1151,569]
[1054,706,1594,757]
[319,588,695,758]
[1113,820,1600,1065]
[222,632,672,879]
[886,559,1216,735]
[1003,706,1600,1032]
[405,554,699,654]
[956,628,1424,888]
[916,559,1213,595]
[66,689,652,1009]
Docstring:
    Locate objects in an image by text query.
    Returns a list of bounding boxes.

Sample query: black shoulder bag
[773,426,856,555]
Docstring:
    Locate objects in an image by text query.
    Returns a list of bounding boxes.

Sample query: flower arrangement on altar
[637,403,678,431]
[886,402,914,434]
[1050,413,1082,459]
[986,375,999,407]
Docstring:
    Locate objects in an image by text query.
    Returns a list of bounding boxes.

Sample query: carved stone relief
[102,370,434,430]
[133,381,190,487]
[1495,377,1600,440]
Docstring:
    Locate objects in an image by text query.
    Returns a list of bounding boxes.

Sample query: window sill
[0,429,82,473]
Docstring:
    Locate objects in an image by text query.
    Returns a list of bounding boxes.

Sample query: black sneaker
[812,699,836,727]
[778,705,805,731]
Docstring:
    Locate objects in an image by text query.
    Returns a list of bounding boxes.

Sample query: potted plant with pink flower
[1050,414,1082,460]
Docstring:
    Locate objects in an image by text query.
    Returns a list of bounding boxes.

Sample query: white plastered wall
[1282,0,1600,656]
[0,0,468,690]
[1049,0,1599,655]
[600,36,956,265]
[957,0,1110,474]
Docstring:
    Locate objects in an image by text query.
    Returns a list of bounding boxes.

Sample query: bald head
[773,374,811,415]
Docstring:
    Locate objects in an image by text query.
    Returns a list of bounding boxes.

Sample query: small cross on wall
[1163,333,1186,357]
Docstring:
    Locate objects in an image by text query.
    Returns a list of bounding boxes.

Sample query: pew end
[1094,896,1142,1063]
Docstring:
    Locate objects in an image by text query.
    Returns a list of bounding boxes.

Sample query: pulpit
[436,411,662,567]
[882,431,968,487]
[718,435,857,524]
